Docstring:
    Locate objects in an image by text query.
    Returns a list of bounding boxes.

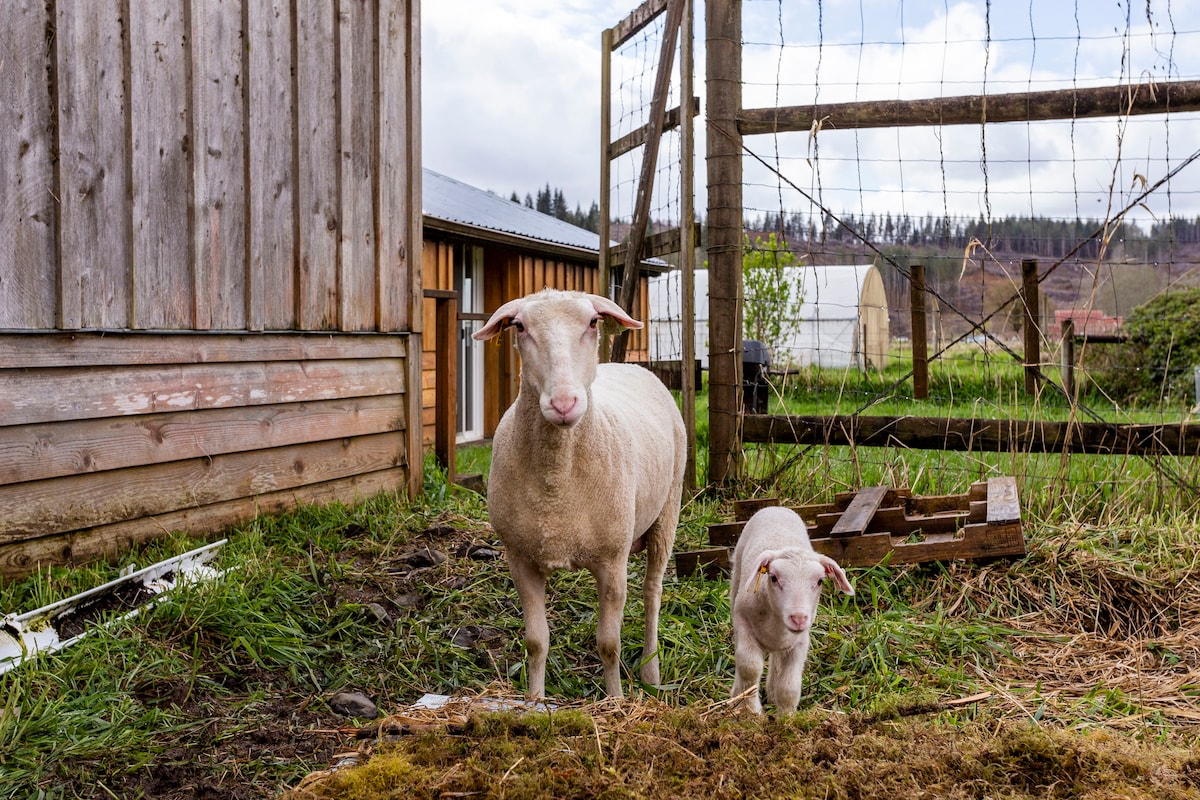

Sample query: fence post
[909,264,929,399]
[706,0,743,484]
[1061,318,1076,400]
[1021,259,1041,395]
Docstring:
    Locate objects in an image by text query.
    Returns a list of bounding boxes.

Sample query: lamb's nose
[787,613,809,632]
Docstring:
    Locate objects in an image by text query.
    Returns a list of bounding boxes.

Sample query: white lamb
[472,289,686,699]
[729,506,854,714]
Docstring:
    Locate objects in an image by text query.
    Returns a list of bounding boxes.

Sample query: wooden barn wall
[0,0,422,580]
[419,234,651,444]
[0,332,409,581]
[0,0,420,334]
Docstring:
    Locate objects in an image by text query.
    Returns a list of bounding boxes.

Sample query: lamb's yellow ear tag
[753,563,768,593]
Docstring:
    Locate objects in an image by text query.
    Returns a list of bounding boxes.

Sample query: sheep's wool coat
[487,362,683,575]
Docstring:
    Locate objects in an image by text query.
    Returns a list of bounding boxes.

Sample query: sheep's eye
[511,320,525,333]
[769,573,778,583]
[589,316,600,329]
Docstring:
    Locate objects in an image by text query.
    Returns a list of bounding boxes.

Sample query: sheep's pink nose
[786,613,809,632]
[549,395,578,421]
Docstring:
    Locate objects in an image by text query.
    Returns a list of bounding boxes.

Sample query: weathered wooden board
[0,468,407,580]
[130,2,193,328]
[0,431,407,542]
[0,0,57,329]
[247,0,298,331]
[1,358,405,427]
[56,0,132,329]
[0,396,405,485]
[678,478,1025,577]
[296,0,341,330]
[191,0,248,331]
[0,332,405,369]
[339,0,379,332]
[743,413,1200,457]
[830,485,889,537]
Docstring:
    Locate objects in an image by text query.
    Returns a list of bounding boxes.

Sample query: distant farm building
[1055,309,1124,339]
[649,264,891,370]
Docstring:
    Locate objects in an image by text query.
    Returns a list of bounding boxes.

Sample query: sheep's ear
[473,298,526,341]
[587,294,643,330]
[817,555,854,595]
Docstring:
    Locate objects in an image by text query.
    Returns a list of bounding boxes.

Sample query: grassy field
[2,360,1199,798]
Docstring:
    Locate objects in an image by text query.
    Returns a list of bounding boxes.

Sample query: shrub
[1101,286,1200,405]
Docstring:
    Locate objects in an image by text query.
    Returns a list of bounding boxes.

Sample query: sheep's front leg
[592,563,629,698]
[731,623,765,714]
[507,552,549,699]
[764,642,808,713]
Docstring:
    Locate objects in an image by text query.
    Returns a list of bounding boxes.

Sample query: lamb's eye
[511,320,525,333]
[769,573,778,583]
[589,316,600,329]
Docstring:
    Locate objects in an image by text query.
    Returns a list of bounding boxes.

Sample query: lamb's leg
[508,552,549,699]
[731,623,765,714]
[765,640,808,713]
[592,562,629,698]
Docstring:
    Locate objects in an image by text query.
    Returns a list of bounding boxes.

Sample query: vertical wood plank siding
[0,1,421,579]
[0,0,57,328]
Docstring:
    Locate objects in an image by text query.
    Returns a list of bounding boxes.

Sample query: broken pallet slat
[829,486,890,538]
[675,479,1026,578]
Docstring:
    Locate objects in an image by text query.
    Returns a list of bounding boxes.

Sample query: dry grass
[283,687,1200,800]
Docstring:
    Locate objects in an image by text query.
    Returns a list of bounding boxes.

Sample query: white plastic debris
[0,539,227,674]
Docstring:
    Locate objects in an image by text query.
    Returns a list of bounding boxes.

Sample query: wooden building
[0,2,422,580]
[421,169,663,444]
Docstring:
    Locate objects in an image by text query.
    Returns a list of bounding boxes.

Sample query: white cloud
[423,1,1200,231]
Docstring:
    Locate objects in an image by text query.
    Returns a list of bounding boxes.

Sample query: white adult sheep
[472,288,686,699]
[729,506,854,714]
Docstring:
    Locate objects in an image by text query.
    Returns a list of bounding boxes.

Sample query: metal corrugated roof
[423,168,602,253]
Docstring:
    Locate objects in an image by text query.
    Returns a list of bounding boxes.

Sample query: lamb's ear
[746,551,776,592]
[587,294,643,330]
[817,555,854,595]
[473,297,526,341]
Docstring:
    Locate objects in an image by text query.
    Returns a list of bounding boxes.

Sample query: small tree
[742,233,801,362]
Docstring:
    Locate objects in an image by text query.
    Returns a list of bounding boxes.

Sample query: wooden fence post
[909,264,929,400]
[1021,259,1040,395]
[706,0,743,484]
[1061,318,1076,400]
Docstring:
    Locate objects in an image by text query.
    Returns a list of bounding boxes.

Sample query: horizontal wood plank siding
[2,358,404,427]
[0,332,404,368]
[1,396,404,486]
[0,468,405,581]
[0,331,409,576]
[1,431,407,542]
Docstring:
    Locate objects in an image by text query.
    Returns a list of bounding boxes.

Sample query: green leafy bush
[1102,286,1200,405]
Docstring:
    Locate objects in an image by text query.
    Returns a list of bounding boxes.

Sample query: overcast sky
[422,1,1200,228]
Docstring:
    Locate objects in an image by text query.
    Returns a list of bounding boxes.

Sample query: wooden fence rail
[743,414,1200,457]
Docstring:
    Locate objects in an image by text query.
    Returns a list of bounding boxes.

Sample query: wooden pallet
[675,477,1025,580]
